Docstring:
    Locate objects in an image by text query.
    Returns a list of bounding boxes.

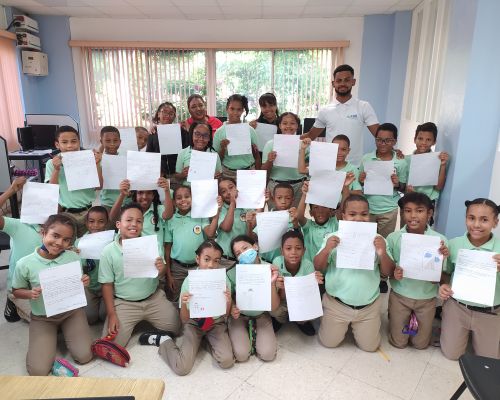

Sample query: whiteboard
[25,114,79,131]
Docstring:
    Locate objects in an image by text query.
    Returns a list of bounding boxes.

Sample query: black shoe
[379,280,388,293]
[4,298,21,323]
[271,317,282,333]
[296,321,315,336]
[139,331,170,346]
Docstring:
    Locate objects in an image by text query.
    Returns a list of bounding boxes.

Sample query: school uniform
[216,203,251,267]
[164,211,209,301]
[45,158,97,237]
[255,212,296,263]
[440,234,500,360]
[338,162,363,191]
[175,146,222,186]
[359,151,408,238]
[158,273,234,375]
[142,203,167,257]
[317,232,387,352]
[301,217,338,263]
[12,249,93,376]
[386,226,447,349]
[98,235,180,347]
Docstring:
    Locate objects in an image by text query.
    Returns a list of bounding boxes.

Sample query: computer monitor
[31,124,58,149]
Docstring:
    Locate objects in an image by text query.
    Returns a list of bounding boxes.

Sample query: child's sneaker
[296,321,316,336]
[4,298,20,323]
[139,331,171,346]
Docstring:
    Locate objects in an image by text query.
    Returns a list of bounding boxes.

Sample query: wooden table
[0,375,165,400]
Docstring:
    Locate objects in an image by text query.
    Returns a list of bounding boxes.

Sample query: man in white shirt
[302,64,379,165]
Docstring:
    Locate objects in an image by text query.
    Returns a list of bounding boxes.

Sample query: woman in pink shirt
[182,94,222,136]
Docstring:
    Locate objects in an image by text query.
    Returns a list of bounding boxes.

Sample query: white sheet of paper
[273,134,300,168]
[306,170,346,209]
[157,124,183,155]
[399,233,443,281]
[20,182,59,224]
[191,179,218,218]
[39,261,87,317]
[256,211,290,253]
[126,151,161,190]
[62,150,100,191]
[226,123,252,156]
[187,150,217,182]
[122,235,160,278]
[284,273,323,321]
[309,141,339,176]
[363,160,394,196]
[255,123,277,151]
[118,128,139,152]
[101,153,127,190]
[188,269,227,318]
[236,170,266,209]
[236,264,272,311]
[336,220,377,270]
[451,249,497,306]
[77,230,115,260]
[408,152,441,187]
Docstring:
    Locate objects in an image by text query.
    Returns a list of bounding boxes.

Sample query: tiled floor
[0,250,474,400]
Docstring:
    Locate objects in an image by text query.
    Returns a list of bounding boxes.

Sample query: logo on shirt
[346,114,358,119]
[240,212,247,222]
[193,225,202,235]
[150,215,156,226]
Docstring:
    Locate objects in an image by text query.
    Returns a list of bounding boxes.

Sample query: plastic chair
[450,354,500,400]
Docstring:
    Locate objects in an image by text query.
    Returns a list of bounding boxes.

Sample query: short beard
[335,88,352,97]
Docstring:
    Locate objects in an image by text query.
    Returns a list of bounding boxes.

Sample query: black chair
[303,117,326,137]
[450,354,500,400]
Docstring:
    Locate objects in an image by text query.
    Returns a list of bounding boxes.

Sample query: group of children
[1,93,499,378]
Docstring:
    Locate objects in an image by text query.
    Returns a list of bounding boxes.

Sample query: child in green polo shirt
[314,194,395,352]
[272,230,324,336]
[99,203,181,347]
[99,126,122,211]
[12,214,93,376]
[45,125,102,237]
[439,198,500,360]
[386,193,449,350]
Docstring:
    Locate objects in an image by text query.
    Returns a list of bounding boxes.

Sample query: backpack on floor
[91,333,130,367]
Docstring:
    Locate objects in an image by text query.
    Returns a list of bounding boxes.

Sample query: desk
[0,375,165,400]
[8,150,57,182]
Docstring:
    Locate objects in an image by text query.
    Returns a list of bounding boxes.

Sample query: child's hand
[493,254,500,272]
[231,305,240,319]
[302,180,309,194]
[439,241,450,258]
[230,189,238,204]
[439,283,453,300]
[30,286,42,299]
[10,177,27,192]
[391,173,399,186]
[220,139,230,153]
[373,236,387,257]
[289,207,298,223]
[245,211,257,229]
[270,265,279,285]
[314,271,324,284]
[166,272,175,293]
[224,287,232,306]
[93,150,102,165]
[251,144,259,155]
[157,177,170,191]
[249,120,257,129]
[301,138,311,149]
[325,235,340,252]
[179,166,189,179]
[155,257,165,275]
[119,179,131,196]
[264,189,271,202]
[268,151,277,163]
[344,172,355,188]
[81,274,90,287]
[214,171,222,179]
[74,247,81,254]
[107,313,119,335]
[394,266,404,281]
[439,152,449,166]
[52,154,63,170]
[181,292,192,306]
[276,275,285,290]
[406,184,415,193]
[217,196,223,209]
[359,171,366,184]
[395,149,405,159]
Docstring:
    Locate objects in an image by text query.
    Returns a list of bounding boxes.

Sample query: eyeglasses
[194,132,210,140]
[375,138,396,145]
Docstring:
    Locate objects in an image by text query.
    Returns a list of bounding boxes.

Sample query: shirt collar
[332,96,356,106]
[463,233,496,251]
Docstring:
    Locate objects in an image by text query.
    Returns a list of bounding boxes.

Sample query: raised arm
[0,177,27,229]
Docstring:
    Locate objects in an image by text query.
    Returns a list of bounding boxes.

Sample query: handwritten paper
[118,128,139,152]
[188,269,227,318]
[157,124,183,155]
[122,235,160,278]
[101,153,127,190]
[273,134,300,168]
[451,249,497,306]
[306,170,346,209]
[408,152,441,187]
[255,123,277,151]
[77,230,115,260]
[191,179,218,218]
[363,160,394,196]
[39,261,87,317]
[236,170,266,209]
[336,220,377,270]
[62,150,100,191]
[236,264,271,311]
[399,233,443,281]
[20,182,59,224]
[226,123,252,156]
[256,211,290,253]
[126,151,161,190]
[284,273,323,321]
[308,141,339,175]
[187,150,218,182]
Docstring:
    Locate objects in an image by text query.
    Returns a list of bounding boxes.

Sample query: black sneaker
[139,331,170,346]
[4,298,21,323]
[379,280,389,293]
[296,321,315,336]
[271,317,282,333]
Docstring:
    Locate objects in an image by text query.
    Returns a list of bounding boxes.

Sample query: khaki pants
[440,298,500,360]
[388,290,436,349]
[168,259,197,302]
[228,313,277,362]
[27,308,92,376]
[369,208,398,238]
[267,179,305,209]
[8,290,31,322]
[159,317,234,376]
[61,210,88,238]
[270,301,289,324]
[85,287,106,325]
[102,288,181,347]
[319,294,381,352]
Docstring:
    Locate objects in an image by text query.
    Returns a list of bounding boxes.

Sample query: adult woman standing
[182,94,222,136]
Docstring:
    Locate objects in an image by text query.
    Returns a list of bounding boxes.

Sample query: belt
[172,259,197,268]
[223,164,254,171]
[271,178,306,184]
[454,298,500,315]
[62,204,92,213]
[115,290,156,303]
[335,297,371,310]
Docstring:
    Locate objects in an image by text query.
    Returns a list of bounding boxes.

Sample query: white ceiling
[1,0,421,20]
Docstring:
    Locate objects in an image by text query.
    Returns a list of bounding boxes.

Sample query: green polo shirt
[12,249,82,316]
[404,154,441,201]
[164,211,209,264]
[45,158,96,209]
[387,226,447,300]
[1,217,41,290]
[272,256,315,277]
[213,124,258,170]
[301,217,338,263]
[98,236,159,301]
[175,146,222,186]
[227,265,271,317]
[445,234,500,307]
[143,204,166,257]
[359,151,408,215]
[338,162,362,191]
[216,203,251,257]
[318,231,388,306]
[75,235,101,293]
[262,139,306,181]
